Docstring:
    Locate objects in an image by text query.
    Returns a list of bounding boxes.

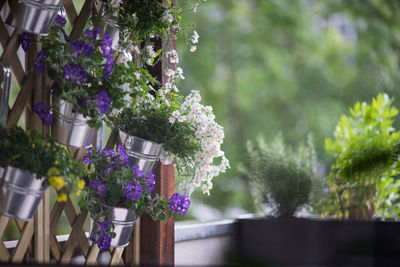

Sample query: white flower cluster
[168,90,230,196]
[190,31,199,52]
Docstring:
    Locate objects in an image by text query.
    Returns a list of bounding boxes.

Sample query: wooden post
[140,2,176,262]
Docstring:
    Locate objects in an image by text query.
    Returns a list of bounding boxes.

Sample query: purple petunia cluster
[132,165,144,178]
[34,102,53,125]
[20,32,32,52]
[69,40,94,57]
[100,220,110,234]
[101,34,114,78]
[85,28,100,39]
[124,182,143,201]
[89,179,107,197]
[55,14,66,26]
[96,91,111,114]
[34,51,48,74]
[64,63,88,84]
[97,232,111,250]
[169,193,191,215]
[143,172,155,192]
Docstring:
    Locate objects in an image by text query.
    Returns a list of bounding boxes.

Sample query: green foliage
[176,0,400,215]
[119,97,200,162]
[324,93,400,219]
[239,134,325,217]
[0,126,86,197]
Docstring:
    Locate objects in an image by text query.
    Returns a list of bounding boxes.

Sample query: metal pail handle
[0,63,11,127]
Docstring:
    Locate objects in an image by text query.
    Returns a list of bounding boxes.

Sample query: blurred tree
[176,0,400,217]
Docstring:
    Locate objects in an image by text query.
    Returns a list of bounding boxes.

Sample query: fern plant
[240,134,324,218]
[325,93,400,220]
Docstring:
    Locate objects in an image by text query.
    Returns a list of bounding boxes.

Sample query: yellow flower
[32,143,35,148]
[47,167,60,177]
[75,190,81,197]
[46,142,51,147]
[49,176,65,190]
[57,193,67,202]
[78,179,85,189]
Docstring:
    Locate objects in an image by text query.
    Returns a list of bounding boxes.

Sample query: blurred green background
[4,0,400,239]
[175,0,400,220]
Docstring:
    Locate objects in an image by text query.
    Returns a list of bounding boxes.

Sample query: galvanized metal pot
[0,166,47,221]
[93,2,119,50]
[90,206,137,247]
[5,0,65,36]
[117,131,163,175]
[51,97,95,148]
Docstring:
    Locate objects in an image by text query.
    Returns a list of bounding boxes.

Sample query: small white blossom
[193,3,199,13]
[146,45,156,58]
[162,11,174,23]
[190,46,197,52]
[176,67,185,79]
[191,31,199,44]
[111,0,121,8]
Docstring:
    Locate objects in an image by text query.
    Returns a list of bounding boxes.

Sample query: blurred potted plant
[80,144,190,250]
[33,14,134,148]
[324,93,400,220]
[239,133,323,218]
[0,126,85,221]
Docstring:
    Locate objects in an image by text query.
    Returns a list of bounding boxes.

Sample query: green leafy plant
[324,93,400,219]
[239,134,325,218]
[0,126,86,201]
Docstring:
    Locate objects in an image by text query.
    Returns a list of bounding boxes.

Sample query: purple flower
[34,50,48,74]
[34,102,53,125]
[117,144,129,164]
[89,179,107,197]
[97,233,111,250]
[169,193,191,215]
[124,182,142,201]
[101,34,113,58]
[100,220,110,234]
[96,91,111,114]
[55,14,66,26]
[20,32,32,52]
[144,172,155,192]
[103,56,114,78]
[69,40,94,57]
[83,157,91,164]
[64,63,88,84]
[85,28,100,39]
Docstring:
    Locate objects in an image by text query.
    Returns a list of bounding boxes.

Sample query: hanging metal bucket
[93,2,119,50]
[117,131,163,175]
[51,97,96,148]
[90,206,137,248]
[0,166,47,221]
[5,0,65,36]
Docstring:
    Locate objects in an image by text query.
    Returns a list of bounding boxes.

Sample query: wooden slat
[50,234,63,262]
[11,219,34,263]
[34,199,44,263]
[110,247,124,265]
[69,0,93,41]
[0,216,9,236]
[140,163,175,266]
[64,0,78,26]
[6,71,35,127]
[85,244,100,265]
[0,29,25,85]
[63,199,91,256]
[43,190,50,262]
[0,19,10,49]
[50,201,65,233]
[105,127,117,149]
[60,210,88,264]
[0,241,10,262]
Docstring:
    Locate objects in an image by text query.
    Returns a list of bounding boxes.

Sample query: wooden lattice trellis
[0,0,175,265]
